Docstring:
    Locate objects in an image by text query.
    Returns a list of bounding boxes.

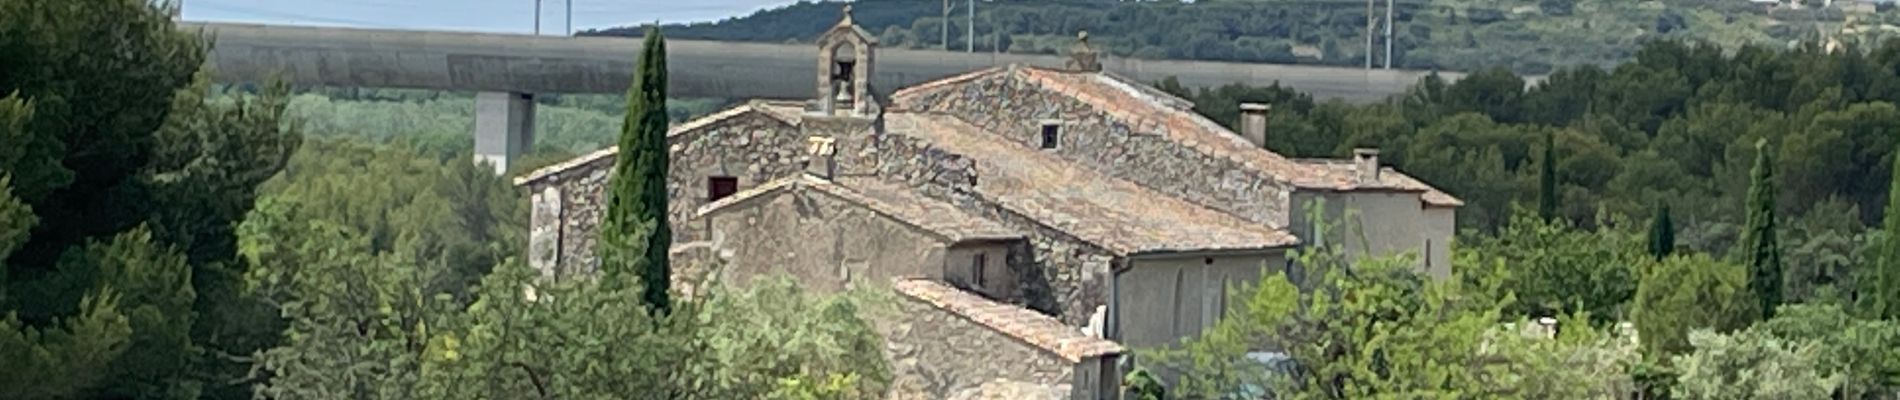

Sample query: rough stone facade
[704,186,953,293]
[521,107,808,277]
[896,70,1296,228]
[884,279,1123,400]
[884,294,1074,399]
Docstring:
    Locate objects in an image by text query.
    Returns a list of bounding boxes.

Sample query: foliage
[601,27,674,313]
[1869,144,1900,319]
[57,227,201,398]
[246,138,525,303]
[1671,328,1840,399]
[0,1,300,397]
[1465,209,1642,320]
[1145,225,1639,399]
[1740,139,1784,320]
[675,277,891,400]
[1538,131,1558,220]
[1632,253,1754,358]
[1648,205,1674,260]
[0,291,132,400]
[1752,304,1900,399]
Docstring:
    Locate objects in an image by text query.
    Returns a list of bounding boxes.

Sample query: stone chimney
[1353,148,1381,184]
[1239,103,1270,148]
[805,136,837,179]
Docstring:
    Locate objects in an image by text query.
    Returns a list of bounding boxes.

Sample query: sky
[182,0,797,34]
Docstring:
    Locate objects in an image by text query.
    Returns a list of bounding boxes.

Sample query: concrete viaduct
[184,21,1459,173]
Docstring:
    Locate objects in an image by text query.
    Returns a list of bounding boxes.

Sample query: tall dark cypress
[600,26,671,313]
[1741,138,1782,320]
[1539,131,1559,221]
[1867,143,1900,319]
[1648,205,1674,261]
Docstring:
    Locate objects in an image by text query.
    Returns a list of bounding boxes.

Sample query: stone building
[514,6,1459,399]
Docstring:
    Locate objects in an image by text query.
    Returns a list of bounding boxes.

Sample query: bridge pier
[474,91,536,175]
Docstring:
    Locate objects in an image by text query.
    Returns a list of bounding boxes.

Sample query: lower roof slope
[886,112,1299,256]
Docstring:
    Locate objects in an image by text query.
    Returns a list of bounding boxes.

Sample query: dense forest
[590,0,1897,74]
[1,1,881,399]
[8,1,1900,399]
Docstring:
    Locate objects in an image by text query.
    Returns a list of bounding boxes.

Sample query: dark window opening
[972,253,988,288]
[1041,124,1060,149]
[708,176,739,201]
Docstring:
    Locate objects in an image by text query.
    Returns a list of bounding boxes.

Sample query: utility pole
[1365,0,1374,69]
[566,0,573,36]
[534,0,542,35]
[967,0,975,53]
[1383,0,1398,68]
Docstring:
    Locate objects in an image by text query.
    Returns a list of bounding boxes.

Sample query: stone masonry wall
[840,125,1114,325]
[525,110,810,277]
[900,72,1297,227]
[882,295,1075,399]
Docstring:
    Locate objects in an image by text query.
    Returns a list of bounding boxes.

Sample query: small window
[1040,123,1061,149]
[972,253,988,288]
[708,176,739,201]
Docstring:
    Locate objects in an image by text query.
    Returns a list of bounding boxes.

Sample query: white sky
[181,0,799,34]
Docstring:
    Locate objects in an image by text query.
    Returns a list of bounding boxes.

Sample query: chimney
[1239,103,1271,148]
[805,136,837,179]
[1353,148,1381,184]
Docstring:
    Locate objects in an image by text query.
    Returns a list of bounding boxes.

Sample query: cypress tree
[1648,205,1674,261]
[1539,131,1559,221]
[1867,144,1900,319]
[1740,138,1782,320]
[599,26,672,313]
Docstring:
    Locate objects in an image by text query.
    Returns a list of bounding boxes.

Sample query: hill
[582,0,1893,74]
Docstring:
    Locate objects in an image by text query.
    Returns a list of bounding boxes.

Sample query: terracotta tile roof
[887,113,1300,255]
[694,174,1022,243]
[896,65,1459,206]
[513,100,804,186]
[893,279,1125,363]
[1292,159,1465,207]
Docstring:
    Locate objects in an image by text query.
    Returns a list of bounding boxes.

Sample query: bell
[833,81,853,103]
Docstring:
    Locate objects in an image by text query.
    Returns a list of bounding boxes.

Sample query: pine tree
[1741,139,1783,320]
[1866,143,1900,319]
[599,26,673,313]
[1648,205,1674,261]
[1539,131,1559,221]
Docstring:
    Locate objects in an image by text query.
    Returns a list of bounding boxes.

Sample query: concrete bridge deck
[186,21,1455,102]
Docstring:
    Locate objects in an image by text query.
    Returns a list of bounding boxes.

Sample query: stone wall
[883,291,1078,399]
[840,123,1114,324]
[898,71,1296,227]
[702,186,952,294]
[524,109,812,276]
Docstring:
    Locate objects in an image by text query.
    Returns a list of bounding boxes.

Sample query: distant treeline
[584,0,1858,74]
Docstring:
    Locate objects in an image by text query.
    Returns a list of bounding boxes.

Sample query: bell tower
[814,5,877,116]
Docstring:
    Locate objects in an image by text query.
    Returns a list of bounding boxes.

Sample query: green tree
[1649,205,1675,261]
[1753,304,1900,398]
[58,227,201,398]
[0,174,137,399]
[1539,130,1559,221]
[1868,143,1900,319]
[600,26,673,313]
[1741,139,1784,320]
[1468,210,1642,320]
[1671,329,1841,399]
[1633,254,1754,358]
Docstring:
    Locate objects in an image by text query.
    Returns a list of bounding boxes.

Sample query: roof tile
[886,113,1299,255]
[894,279,1124,363]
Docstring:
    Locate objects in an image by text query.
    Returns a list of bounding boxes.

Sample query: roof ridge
[694,175,1021,243]
[514,102,799,186]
